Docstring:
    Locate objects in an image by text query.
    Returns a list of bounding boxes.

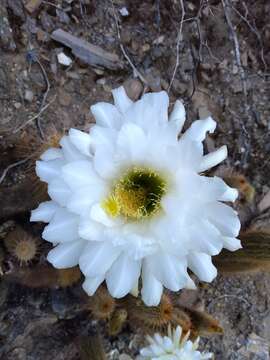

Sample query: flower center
[102,167,167,220]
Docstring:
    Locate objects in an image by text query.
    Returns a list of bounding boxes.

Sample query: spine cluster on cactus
[4,226,40,265]
[109,308,128,336]
[87,286,116,319]
[5,264,82,288]
[223,173,255,204]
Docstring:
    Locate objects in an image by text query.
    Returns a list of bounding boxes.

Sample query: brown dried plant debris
[214,228,270,273]
[78,331,107,360]
[5,264,82,288]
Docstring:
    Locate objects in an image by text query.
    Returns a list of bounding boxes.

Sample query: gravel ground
[0,1,270,359]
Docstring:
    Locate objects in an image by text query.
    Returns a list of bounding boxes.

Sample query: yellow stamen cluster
[102,167,166,221]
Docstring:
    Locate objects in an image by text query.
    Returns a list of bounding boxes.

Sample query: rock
[24,0,42,13]
[258,190,270,212]
[123,79,143,101]
[119,7,129,17]
[14,102,22,109]
[51,29,123,70]
[24,90,34,102]
[57,52,72,66]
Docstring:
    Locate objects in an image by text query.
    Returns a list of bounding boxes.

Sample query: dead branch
[110,0,148,85]
[35,58,50,140]
[231,2,267,72]
[168,0,185,93]
[222,0,248,107]
[13,96,56,134]
[0,158,30,185]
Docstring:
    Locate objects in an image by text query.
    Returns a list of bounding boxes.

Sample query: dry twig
[221,0,248,105]
[168,0,185,93]
[110,0,148,85]
[231,2,267,72]
[0,158,30,185]
[13,96,56,134]
[35,59,51,139]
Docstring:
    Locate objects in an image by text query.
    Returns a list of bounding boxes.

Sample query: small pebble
[119,7,129,17]
[57,52,72,66]
[14,102,22,109]
[24,89,34,102]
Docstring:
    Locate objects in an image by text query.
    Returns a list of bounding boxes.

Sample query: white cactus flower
[139,325,213,360]
[31,86,241,306]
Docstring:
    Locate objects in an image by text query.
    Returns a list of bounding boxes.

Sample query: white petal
[36,159,65,183]
[106,254,141,298]
[189,220,223,256]
[67,184,106,216]
[141,262,163,306]
[197,176,238,203]
[147,253,188,291]
[78,219,103,241]
[207,202,241,237]
[176,138,202,170]
[82,275,104,295]
[125,91,169,131]
[48,178,72,206]
[219,187,238,202]
[68,128,92,156]
[90,203,118,227]
[222,236,242,251]
[31,201,59,222]
[79,242,121,277]
[199,145,228,172]
[169,99,186,134]
[40,148,63,161]
[185,276,197,290]
[94,150,118,181]
[117,123,147,162]
[62,160,100,190]
[90,125,117,149]
[42,208,79,243]
[60,136,87,162]
[47,240,85,268]
[112,86,133,113]
[183,117,216,142]
[91,102,122,129]
[188,253,217,282]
